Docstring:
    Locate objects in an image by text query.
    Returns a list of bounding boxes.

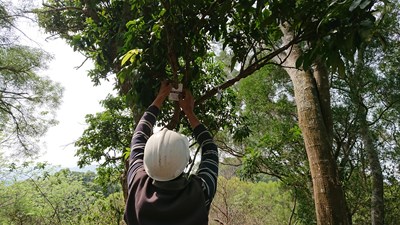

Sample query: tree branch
[215,139,244,158]
[41,3,82,12]
[288,194,297,225]
[369,99,400,126]
[28,176,62,224]
[196,37,302,105]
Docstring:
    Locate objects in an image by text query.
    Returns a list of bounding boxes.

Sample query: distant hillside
[68,164,97,172]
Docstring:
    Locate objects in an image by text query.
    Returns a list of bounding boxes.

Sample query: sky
[14,1,115,168]
[37,40,114,168]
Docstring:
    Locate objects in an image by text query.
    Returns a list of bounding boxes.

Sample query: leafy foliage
[74,95,132,190]
[36,0,381,103]
[80,192,125,225]
[34,0,396,223]
[210,176,294,225]
[0,0,63,156]
[0,161,125,225]
[220,65,316,223]
[328,2,400,223]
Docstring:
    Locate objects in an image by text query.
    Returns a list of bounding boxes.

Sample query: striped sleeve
[127,105,159,191]
[193,124,219,210]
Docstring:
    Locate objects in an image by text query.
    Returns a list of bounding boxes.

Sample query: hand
[179,89,195,115]
[157,80,172,99]
[152,80,172,109]
[179,89,200,128]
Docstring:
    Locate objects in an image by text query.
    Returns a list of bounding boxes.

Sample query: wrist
[186,113,200,129]
[152,96,166,109]
[183,110,195,117]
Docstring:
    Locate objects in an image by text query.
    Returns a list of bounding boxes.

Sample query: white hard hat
[144,128,190,181]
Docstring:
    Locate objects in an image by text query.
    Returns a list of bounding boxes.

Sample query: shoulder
[189,174,202,183]
[132,167,150,184]
[188,174,207,191]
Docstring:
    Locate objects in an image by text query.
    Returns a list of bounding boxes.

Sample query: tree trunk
[287,67,350,225]
[121,159,129,201]
[352,47,384,225]
[359,118,384,225]
[313,60,333,146]
[280,23,350,225]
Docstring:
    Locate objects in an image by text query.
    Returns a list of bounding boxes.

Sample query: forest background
[1,0,399,225]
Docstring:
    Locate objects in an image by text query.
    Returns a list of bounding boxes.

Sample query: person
[124,81,219,225]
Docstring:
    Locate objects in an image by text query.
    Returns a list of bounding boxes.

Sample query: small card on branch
[168,83,183,101]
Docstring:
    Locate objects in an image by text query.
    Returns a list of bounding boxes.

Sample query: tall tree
[0,0,63,156]
[277,25,350,224]
[332,2,400,223]
[36,1,385,224]
[210,177,293,225]
[265,1,383,223]
[231,66,315,223]
[74,95,133,199]
[0,162,124,225]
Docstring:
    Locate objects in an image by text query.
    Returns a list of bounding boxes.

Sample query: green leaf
[337,57,346,78]
[230,57,237,72]
[359,0,371,9]
[125,90,135,106]
[121,49,143,66]
[117,68,127,84]
[302,50,315,70]
[152,24,160,33]
[349,0,362,11]
[123,147,131,160]
[295,54,304,69]
[126,17,143,28]
[159,8,166,17]
[328,51,340,74]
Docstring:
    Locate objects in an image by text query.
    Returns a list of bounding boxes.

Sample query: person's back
[124,83,218,225]
[126,168,208,225]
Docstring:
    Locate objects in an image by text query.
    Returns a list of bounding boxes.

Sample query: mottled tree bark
[313,60,333,146]
[352,47,384,225]
[279,23,350,225]
[360,118,384,225]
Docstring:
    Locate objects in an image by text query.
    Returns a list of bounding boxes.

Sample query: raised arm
[127,81,172,190]
[179,90,219,210]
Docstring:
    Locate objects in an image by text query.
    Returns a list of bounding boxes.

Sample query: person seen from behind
[124,81,219,225]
